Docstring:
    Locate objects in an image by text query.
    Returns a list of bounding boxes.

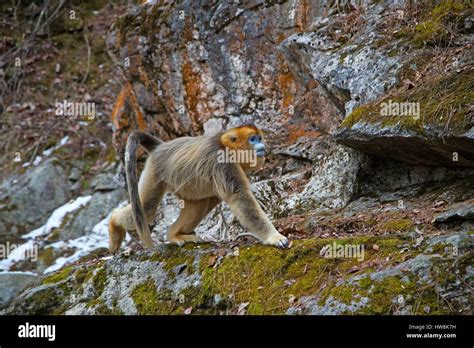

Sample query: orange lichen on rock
[295,0,310,32]
[182,58,201,129]
[110,82,147,131]
[276,32,287,44]
[110,82,148,153]
[181,53,216,132]
[110,84,128,130]
[278,69,296,110]
[288,125,322,143]
[229,28,245,52]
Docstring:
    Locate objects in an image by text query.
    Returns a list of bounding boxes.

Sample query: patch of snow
[42,136,70,157]
[43,201,129,273]
[44,214,110,273]
[32,155,43,166]
[20,136,70,168]
[23,195,92,239]
[0,270,38,276]
[1,200,130,273]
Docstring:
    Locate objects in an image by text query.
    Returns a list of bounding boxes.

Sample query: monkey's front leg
[225,189,290,249]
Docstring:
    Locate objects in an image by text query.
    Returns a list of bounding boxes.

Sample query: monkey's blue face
[249,135,265,157]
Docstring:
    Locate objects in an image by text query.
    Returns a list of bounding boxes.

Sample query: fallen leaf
[348,265,361,274]
[207,255,218,267]
[184,307,192,315]
[372,244,380,251]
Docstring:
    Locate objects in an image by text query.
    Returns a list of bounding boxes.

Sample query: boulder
[0,159,71,238]
[433,202,474,224]
[298,145,368,209]
[334,69,474,167]
[60,190,126,240]
[4,232,472,315]
[0,272,38,309]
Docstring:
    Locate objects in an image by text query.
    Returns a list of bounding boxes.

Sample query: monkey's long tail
[125,131,163,249]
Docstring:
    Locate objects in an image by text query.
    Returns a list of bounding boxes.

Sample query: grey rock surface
[0,272,38,309]
[0,159,70,237]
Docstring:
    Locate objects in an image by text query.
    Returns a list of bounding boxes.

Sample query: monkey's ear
[220,131,238,148]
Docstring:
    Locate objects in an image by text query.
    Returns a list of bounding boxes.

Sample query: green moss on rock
[382,219,414,232]
[340,68,473,136]
[75,266,95,284]
[196,237,408,314]
[38,247,56,267]
[92,267,107,295]
[413,0,467,47]
[27,287,67,315]
[8,231,470,315]
[42,267,73,285]
[131,280,174,315]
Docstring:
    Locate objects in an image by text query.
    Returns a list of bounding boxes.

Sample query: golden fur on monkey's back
[150,133,248,200]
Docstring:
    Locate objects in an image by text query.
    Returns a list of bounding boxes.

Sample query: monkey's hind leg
[108,176,166,253]
[108,213,127,254]
[167,197,220,246]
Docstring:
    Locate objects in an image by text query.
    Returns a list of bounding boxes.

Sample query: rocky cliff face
[1,0,473,314]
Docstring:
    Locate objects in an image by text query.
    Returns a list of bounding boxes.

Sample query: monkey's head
[220,124,266,171]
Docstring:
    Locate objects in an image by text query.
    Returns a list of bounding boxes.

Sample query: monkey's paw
[168,233,203,246]
[262,232,290,249]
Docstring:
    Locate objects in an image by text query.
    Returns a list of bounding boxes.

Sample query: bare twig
[81,28,91,85]
[29,144,40,164]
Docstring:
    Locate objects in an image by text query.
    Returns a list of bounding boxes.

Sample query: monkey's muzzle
[254,143,265,157]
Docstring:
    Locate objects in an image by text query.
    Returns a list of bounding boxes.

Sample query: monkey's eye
[249,135,260,144]
[230,136,237,142]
